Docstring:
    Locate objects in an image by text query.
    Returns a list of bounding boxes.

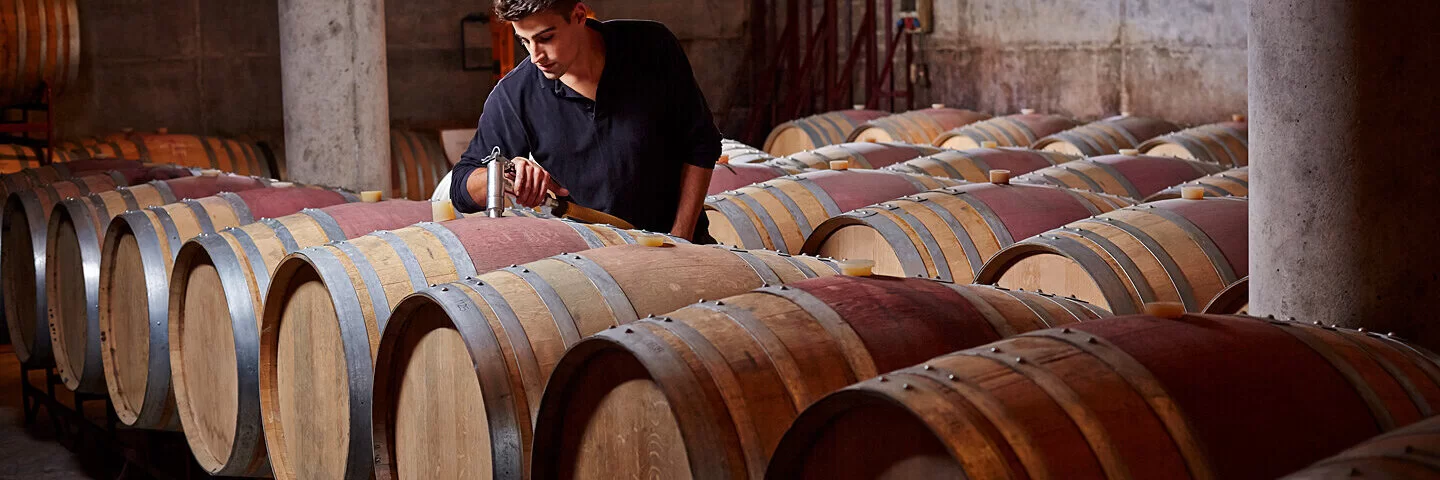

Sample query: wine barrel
[55,135,146,161]
[390,128,451,201]
[2,166,196,366]
[764,108,889,156]
[529,276,1109,480]
[770,141,942,171]
[704,169,963,253]
[158,201,454,473]
[368,244,843,480]
[1013,153,1227,200]
[257,221,697,480]
[883,147,1077,182]
[721,138,775,164]
[0,143,87,173]
[847,106,992,145]
[709,162,804,196]
[0,0,81,107]
[1282,413,1440,479]
[1032,115,1181,157]
[49,184,346,395]
[42,176,273,424]
[1,157,144,203]
[976,197,1249,314]
[1139,119,1249,168]
[1203,276,1249,314]
[768,314,1440,480]
[1145,166,1249,202]
[932,111,1080,149]
[801,182,1135,282]
[91,132,275,178]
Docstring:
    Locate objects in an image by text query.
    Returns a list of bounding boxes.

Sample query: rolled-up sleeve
[450,89,531,213]
[658,29,722,169]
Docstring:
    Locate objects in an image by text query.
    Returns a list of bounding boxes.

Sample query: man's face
[512,5,588,79]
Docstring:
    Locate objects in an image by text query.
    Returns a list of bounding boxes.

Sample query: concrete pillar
[278,0,390,192]
[1250,1,1440,347]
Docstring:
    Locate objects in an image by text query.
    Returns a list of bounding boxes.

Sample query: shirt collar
[541,18,610,98]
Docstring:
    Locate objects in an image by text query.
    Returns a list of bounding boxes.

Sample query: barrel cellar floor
[0,344,110,479]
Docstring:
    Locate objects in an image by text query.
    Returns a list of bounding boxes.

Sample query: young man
[448,0,721,242]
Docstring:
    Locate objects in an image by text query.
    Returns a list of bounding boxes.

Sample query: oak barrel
[369,244,842,480]
[161,201,444,474]
[704,169,962,253]
[1145,166,1249,202]
[529,276,1108,480]
[390,128,451,200]
[801,182,1134,282]
[95,132,275,178]
[769,141,942,171]
[1013,153,1226,200]
[721,138,775,164]
[0,143,88,173]
[1202,276,1249,315]
[0,0,81,106]
[1,157,144,203]
[976,197,1249,314]
[1282,413,1440,479]
[2,165,196,366]
[932,112,1080,149]
[763,108,889,156]
[883,147,1077,182]
[846,106,992,145]
[258,220,692,479]
[708,162,804,196]
[1139,120,1249,168]
[1032,115,1181,157]
[768,314,1440,480]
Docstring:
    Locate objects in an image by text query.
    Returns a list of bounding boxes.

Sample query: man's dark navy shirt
[450,18,722,233]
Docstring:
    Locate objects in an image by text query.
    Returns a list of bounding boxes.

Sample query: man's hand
[508,157,569,208]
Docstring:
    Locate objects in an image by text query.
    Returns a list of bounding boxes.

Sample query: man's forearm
[463,166,492,208]
[670,163,712,240]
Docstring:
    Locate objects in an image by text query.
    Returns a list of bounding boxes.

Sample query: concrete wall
[919,0,1248,126]
[52,0,748,139]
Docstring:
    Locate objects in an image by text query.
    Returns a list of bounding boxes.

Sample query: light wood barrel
[92,187,354,424]
[769,314,1440,480]
[390,129,451,201]
[764,108,889,156]
[721,138,775,164]
[98,132,275,178]
[932,113,1080,149]
[3,165,192,366]
[704,169,963,253]
[0,0,81,106]
[1203,276,1250,315]
[41,176,273,425]
[847,107,992,145]
[1140,120,1249,168]
[369,244,843,480]
[802,183,1135,282]
[1013,153,1226,201]
[976,197,1249,314]
[770,141,943,171]
[38,174,268,385]
[162,201,441,474]
[1145,166,1249,202]
[530,276,1108,480]
[0,143,86,173]
[1032,115,1181,157]
[258,219,690,480]
[709,162,805,196]
[55,136,145,161]
[884,147,1078,182]
[1282,413,1440,479]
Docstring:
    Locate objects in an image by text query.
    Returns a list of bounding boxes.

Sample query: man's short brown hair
[493,0,580,22]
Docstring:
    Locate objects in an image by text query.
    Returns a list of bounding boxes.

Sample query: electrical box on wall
[899,0,933,34]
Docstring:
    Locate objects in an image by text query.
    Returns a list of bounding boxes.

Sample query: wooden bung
[717,154,730,165]
[989,169,1011,184]
[838,259,875,276]
[1143,301,1187,319]
[257,220,692,480]
[1119,148,1141,156]
[1021,108,1036,115]
[368,245,843,480]
[361,190,382,202]
[767,314,1440,479]
[528,276,1109,479]
[1182,186,1207,200]
[980,140,1000,148]
[431,199,455,222]
[829,160,850,170]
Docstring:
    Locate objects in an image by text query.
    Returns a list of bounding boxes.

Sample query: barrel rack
[0,83,56,166]
[15,358,239,479]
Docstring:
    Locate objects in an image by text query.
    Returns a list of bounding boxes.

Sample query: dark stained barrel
[1282,413,1440,479]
